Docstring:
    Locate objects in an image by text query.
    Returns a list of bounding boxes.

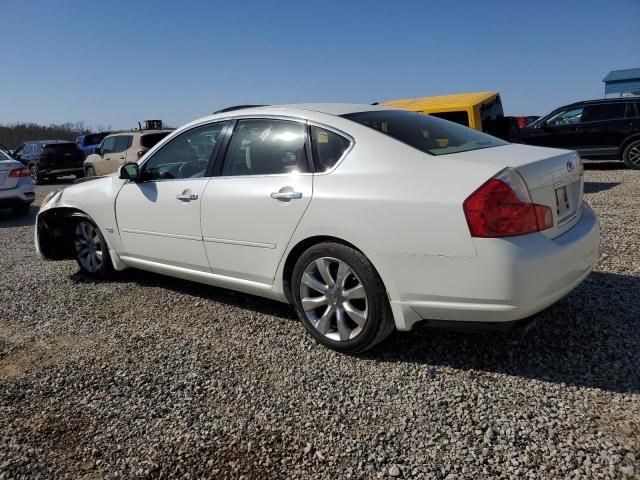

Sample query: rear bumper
[0,182,36,206]
[378,203,599,330]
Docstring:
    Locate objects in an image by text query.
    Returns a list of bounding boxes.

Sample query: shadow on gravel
[368,271,640,394]
[71,265,640,394]
[584,181,620,194]
[0,205,37,228]
[582,160,626,170]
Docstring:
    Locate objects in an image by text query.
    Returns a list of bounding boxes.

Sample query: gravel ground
[1,162,639,479]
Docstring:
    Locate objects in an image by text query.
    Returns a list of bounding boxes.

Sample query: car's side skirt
[118,255,289,303]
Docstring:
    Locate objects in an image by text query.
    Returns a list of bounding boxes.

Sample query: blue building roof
[603,68,640,82]
[603,68,640,95]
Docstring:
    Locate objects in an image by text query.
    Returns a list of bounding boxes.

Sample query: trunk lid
[452,144,584,239]
[43,143,83,167]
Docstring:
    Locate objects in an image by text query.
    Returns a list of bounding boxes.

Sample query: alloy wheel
[299,257,368,342]
[629,145,640,166]
[30,166,39,184]
[74,221,103,273]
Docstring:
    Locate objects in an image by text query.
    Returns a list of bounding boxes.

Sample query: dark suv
[519,98,640,169]
[12,140,84,184]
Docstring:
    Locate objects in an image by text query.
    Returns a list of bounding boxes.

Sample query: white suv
[84,129,172,176]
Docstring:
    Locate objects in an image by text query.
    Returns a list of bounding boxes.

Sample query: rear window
[43,143,77,151]
[0,150,11,160]
[581,103,626,122]
[428,110,469,127]
[141,132,171,149]
[342,110,508,156]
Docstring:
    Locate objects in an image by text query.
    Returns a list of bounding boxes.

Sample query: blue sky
[1,0,638,130]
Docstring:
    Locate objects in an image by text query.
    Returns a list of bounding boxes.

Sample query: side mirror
[119,162,139,180]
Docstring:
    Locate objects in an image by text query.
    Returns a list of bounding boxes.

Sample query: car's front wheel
[291,242,395,353]
[73,219,113,278]
[622,139,640,170]
[85,166,97,177]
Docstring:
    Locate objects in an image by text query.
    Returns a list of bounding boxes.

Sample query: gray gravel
[1,162,639,479]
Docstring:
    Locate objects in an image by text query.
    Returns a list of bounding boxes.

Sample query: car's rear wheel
[85,166,97,177]
[73,219,113,278]
[29,164,43,185]
[291,242,394,353]
[622,140,640,170]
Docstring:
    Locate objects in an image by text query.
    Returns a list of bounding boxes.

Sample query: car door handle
[271,191,303,201]
[176,192,199,201]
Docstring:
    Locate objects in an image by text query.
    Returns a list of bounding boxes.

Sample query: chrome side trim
[120,228,202,241]
[203,237,276,249]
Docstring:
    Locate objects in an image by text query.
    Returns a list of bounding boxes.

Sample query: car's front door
[200,118,313,284]
[525,107,584,149]
[115,122,227,271]
[94,137,116,175]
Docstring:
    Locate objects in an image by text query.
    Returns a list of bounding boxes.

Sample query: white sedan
[35,104,599,352]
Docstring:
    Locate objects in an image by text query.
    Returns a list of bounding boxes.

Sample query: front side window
[342,110,507,156]
[546,107,583,126]
[24,144,34,155]
[310,126,351,171]
[101,137,117,154]
[140,123,225,181]
[221,119,308,176]
[581,103,627,123]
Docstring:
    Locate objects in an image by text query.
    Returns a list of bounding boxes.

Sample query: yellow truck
[383,91,519,141]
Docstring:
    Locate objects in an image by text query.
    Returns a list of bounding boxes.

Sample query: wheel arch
[37,206,98,260]
[618,134,640,159]
[281,235,384,303]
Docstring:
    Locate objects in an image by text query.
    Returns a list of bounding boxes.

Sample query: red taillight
[463,177,553,238]
[9,167,29,177]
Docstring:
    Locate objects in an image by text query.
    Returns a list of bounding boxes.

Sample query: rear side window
[310,126,351,172]
[581,103,626,122]
[141,132,171,149]
[221,119,308,176]
[428,111,470,127]
[343,110,507,156]
[112,135,132,153]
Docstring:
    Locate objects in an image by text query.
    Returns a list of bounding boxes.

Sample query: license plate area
[555,185,571,220]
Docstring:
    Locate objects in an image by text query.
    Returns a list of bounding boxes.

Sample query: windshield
[342,110,508,156]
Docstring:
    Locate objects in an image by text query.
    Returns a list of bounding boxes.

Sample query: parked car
[519,98,640,169]
[84,129,173,176]
[75,132,111,158]
[12,140,84,184]
[0,149,35,215]
[35,104,599,352]
[383,91,520,141]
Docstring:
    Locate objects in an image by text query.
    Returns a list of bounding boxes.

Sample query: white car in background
[0,149,35,216]
[35,104,599,352]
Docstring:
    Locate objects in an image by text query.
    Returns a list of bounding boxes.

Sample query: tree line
[0,122,110,149]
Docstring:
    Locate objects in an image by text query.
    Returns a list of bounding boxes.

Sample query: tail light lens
[9,167,29,177]
[463,168,553,238]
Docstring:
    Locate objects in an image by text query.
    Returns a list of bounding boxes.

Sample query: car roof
[564,97,639,108]
[27,139,72,144]
[104,129,174,138]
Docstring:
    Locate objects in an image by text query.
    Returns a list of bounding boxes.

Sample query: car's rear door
[200,117,312,284]
[575,102,629,156]
[115,122,227,271]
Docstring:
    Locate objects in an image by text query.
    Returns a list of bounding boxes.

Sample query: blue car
[75,132,111,158]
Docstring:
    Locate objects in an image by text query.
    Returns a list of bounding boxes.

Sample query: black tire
[85,166,97,177]
[291,242,395,353]
[622,139,640,170]
[11,203,31,217]
[72,219,113,278]
[29,164,43,185]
